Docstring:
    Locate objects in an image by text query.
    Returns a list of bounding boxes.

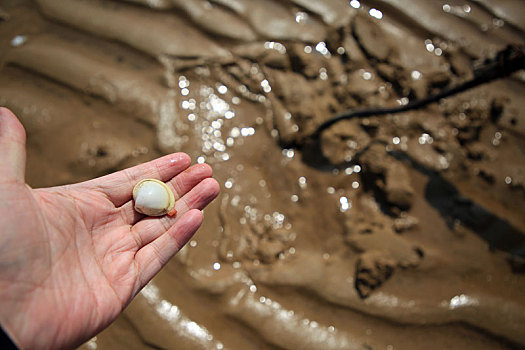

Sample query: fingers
[170,164,213,202]
[135,209,203,288]
[120,163,213,225]
[170,177,220,217]
[79,153,191,207]
[0,107,27,182]
[130,177,219,247]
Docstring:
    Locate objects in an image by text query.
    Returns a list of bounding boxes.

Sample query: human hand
[0,107,220,349]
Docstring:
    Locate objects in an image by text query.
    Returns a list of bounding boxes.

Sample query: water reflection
[264,41,286,54]
[85,337,97,350]
[411,70,422,80]
[443,4,472,17]
[11,35,27,47]
[282,148,295,158]
[141,284,223,348]
[179,81,263,163]
[339,196,350,212]
[447,294,479,310]
[315,41,331,57]
[361,70,373,80]
[226,287,358,349]
[368,8,383,20]
[418,133,433,145]
[298,176,307,189]
[295,11,308,24]
[217,84,228,94]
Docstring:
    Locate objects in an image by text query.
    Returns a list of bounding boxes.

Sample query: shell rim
[132,178,176,215]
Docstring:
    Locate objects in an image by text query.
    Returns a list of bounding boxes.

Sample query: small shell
[132,179,175,216]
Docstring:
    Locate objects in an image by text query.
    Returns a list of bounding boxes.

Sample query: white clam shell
[132,179,175,216]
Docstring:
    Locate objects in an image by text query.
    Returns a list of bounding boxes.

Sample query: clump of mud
[1,0,525,349]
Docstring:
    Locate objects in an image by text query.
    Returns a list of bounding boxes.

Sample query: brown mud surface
[1,0,525,349]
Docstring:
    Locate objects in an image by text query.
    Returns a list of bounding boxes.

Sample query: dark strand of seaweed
[311,45,525,138]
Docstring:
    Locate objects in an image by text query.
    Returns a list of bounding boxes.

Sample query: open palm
[0,108,220,349]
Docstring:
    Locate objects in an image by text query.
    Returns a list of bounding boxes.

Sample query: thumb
[0,107,27,182]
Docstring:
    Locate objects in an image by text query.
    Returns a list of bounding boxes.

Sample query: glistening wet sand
[1,0,524,349]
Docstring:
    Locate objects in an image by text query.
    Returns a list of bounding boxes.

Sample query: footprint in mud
[344,210,423,298]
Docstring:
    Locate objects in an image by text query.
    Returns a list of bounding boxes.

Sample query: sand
[0,0,524,349]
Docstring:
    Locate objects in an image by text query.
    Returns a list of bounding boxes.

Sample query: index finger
[76,153,191,207]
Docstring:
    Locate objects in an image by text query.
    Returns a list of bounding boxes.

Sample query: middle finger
[119,163,213,225]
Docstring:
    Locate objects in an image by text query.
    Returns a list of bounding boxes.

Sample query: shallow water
[1,0,525,349]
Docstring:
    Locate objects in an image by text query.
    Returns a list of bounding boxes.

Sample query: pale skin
[0,107,220,349]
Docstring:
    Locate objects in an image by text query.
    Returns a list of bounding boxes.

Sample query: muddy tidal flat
[1,0,525,349]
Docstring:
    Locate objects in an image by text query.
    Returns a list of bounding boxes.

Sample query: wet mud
[1,0,525,349]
